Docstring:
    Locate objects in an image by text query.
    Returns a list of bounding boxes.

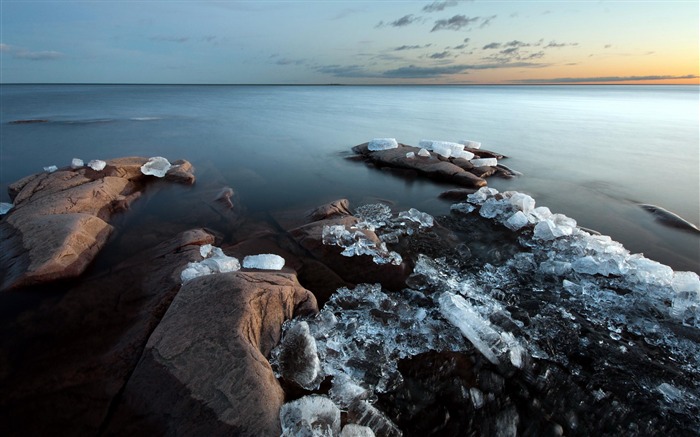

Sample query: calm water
[1,84,698,272]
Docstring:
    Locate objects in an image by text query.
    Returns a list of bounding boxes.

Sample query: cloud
[431,15,480,32]
[544,40,579,48]
[512,74,699,84]
[0,43,10,52]
[480,15,497,28]
[604,44,612,49]
[332,8,365,20]
[429,51,452,59]
[381,61,546,78]
[275,58,306,66]
[482,42,501,50]
[1,44,63,61]
[381,14,421,27]
[423,1,459,13]
[394,44,432,51]
[316,64,374,78]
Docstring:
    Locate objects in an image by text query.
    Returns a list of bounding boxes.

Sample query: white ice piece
[431,143,452,158]
[242,253,285,270]
[417,148,431,157]
[140,156,171,177]
[405,152,415,159]
[504,211,529,231]
[418,139,435,150]
[280,395,341,437]
[451,149,475,160]
[0,202,13,215]
[398,208,434,228]
[461,140,482,149]
[367,138,398,151]
[180,244,240,282]
[340,424,376,437]
[470,158,498,167]
[508,192,536,215]
[43,165,58,173]
[467,186,499,205]
[88,159,106,171]
[71,158,84,169]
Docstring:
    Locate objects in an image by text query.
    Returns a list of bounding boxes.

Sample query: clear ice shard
[467,187,500,205]
[504,211,529,231]
[279,395,341,437]
[398,208,434,228]
[180,244,240,283]
[405,152,415,159]
[242,253,285,270]
[71,158,84,168]
[0,202,12,215]
[367,138,398,151]
[274,321,322,389]
[418,139,436,150]
[507,192,536,214]
[87,159,106,171]
[417,148,431,157]
[451,149,475,160]
[470,158,498,167]
[430,141,464,158]
[43,165,58,173]
[321,223,402,266]
[140,156,171,177]
[340,424,376,437]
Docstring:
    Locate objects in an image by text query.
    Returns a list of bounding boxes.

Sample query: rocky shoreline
[0,147,698,436]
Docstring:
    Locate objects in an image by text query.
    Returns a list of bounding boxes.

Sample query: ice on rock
[180,244,240,282]
[626,255,674,286]
[450,202,475,215]
[467,187,499,205]
[355,203,392,229]
[504,211,529,231]
[417,148,431,157]
[405,152,415,159]
[539,260,572,276]
[479,197,510,219]
[43,165,58,173]
[451,149,475,160]
[0,202,12,215]
[657,383,684,403]
[328,373,372,409]
[280,395,341,437]
[430,143,452,158]
[460,140,482,149]
[533,218,573,241]
[275,321,322,389]
[321,224,402,266]
[242,253,285,270]
[88,160,106,171]
[418,139,435,150]
[508,192,536,214]
[470,158,498,167]
[140,156,171,177]
[71,158,84,169]
[430,141,465,158]
[367,138,398,151]
[340,424,376,437]
[528,206,552,223]
[398,208,434,228]
[470,387,485,409]
[348,400,403,437]
[669,271,700,324]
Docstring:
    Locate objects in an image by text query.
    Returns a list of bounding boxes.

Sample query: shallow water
[1,84,698,272]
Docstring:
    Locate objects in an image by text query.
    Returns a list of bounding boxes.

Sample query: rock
[0,229,215,436]
[307,198,352,221]
[290,216,411,291]
[1,157,196,290]
[353,143,487,188]
[215,186,235,209]
[103,270,318,436]
[439,188,478,201]
[165,159,196,185]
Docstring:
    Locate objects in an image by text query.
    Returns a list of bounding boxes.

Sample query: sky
[0,0,698,84]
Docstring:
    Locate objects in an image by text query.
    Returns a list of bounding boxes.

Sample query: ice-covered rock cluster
[417,140,474,160]
[322,225,403,266]
[140,156,171,177]
[367,138,398,151]
[180,244,240,282]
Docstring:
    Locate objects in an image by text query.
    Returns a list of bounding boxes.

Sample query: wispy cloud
[377,14,422,28]
[512,74,699,84]
[316,64,373,78]
[482,42,501,50]
[480,15,497,28]
[429,51,452,59]
[394,44,432,51]
[1,44,63,60]
[431,15,480,32]
[275,58,306,66]
[544,40,579,48]
[381,61,546,78]
[423,1,459,13]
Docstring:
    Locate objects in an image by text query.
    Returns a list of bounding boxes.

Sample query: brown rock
[307,198,352,221]
[0,229,215,436]
[103,271,318,437]
[438,188,477,201]
[165,159,196,185]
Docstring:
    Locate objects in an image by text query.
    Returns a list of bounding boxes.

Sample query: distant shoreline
[1,83,698,87]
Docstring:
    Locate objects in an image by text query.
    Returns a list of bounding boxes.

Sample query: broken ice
[397,208,434,228]
[417,148,431,157]
[431,141,465,158]
[280,395,341,437]
[470,158,498,167]
[242,253,285,270]
[140,156,171,177]
[451,149,475,160]
[71,158,84,169]
[180,244,240,282]
[367,138,398,151]
[87,159,106,171]
[461,140,482,149]
[322,224,402,266]
[340,424,376,437]
[405,152,415,159]
[43,165,58,173]
[0,202,12,215]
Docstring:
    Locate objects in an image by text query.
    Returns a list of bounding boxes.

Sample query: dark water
[1,84,698,272]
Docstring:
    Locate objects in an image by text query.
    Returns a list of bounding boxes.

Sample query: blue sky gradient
[1,1,698,84]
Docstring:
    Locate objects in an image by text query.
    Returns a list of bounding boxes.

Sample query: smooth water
[1,84,698,272]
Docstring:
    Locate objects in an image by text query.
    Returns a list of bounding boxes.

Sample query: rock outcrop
[103,270,318,436]
[0,157,195,290]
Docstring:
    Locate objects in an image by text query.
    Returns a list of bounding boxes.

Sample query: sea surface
[1,84,698,272]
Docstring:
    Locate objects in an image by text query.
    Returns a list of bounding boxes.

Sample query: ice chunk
[276,321,322,389]
[539,260,572,276]
[467,187,499,205]
[438,292,502,365]
[469,387,485,409]
[460,140,481,149]
[405,152,415,159]
[180,244,240,282]
[451,149,475,160]
[479,197,509,219]
[180,262,214,282]
[450,203,475,215]
[367,138,398,151]
[355,203,392,228]
[470,158,498,167]
[657,382,683,403]
[88,159,106,171]
[669,271,700,322]
[0,202,12,215]
[347,400,402,437]
[533,218,573,240]
[242,253,285,270]
[43,165,58,173]
[504,211,529,231]
[508,192,536,214]
[200,243,213,258]
[398,208,434,228]
[341,424,376,437]
[626,255,674,285]
[328,373,371,409]
[280,395,341,437]
[71,158,84,169]
[672,271,700,295]
[417,148,430,157]
[418,139,435,150]
[528,206,552,223]
[431,142,452,158]
[322,224,402,266]
[495,407,519,437]
[140,156,171,177]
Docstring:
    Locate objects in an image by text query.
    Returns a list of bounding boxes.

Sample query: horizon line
[1,82,698,86]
